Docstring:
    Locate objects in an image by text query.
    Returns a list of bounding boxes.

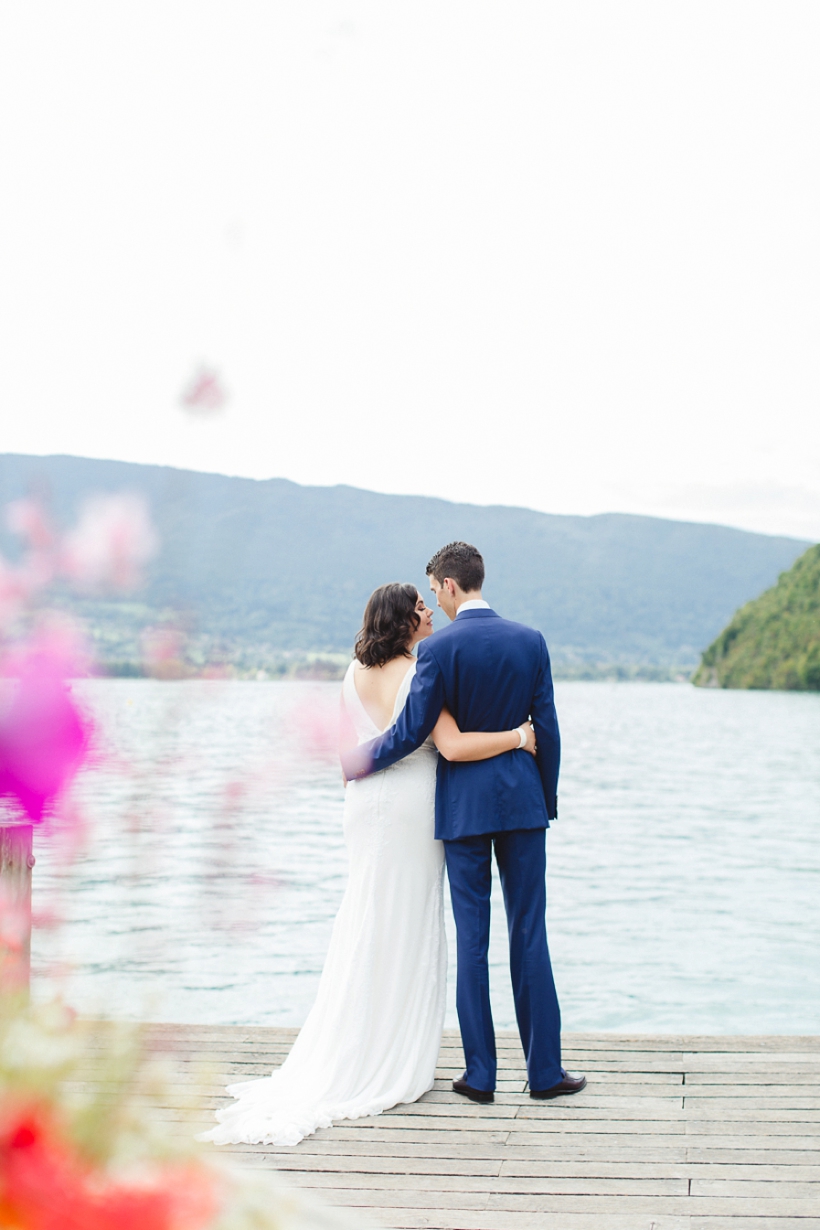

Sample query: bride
[200,582,536,1147]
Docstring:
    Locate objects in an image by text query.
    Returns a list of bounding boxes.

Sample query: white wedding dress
[200,660,447,1147]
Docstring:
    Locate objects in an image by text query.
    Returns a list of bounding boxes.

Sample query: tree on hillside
[693,544,820,691]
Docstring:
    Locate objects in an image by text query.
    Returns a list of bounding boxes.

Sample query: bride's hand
[521,721,537,756]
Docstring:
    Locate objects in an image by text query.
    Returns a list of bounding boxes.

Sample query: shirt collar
[456,599,491,616]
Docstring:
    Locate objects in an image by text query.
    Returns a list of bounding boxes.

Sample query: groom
[342,541,585,1102]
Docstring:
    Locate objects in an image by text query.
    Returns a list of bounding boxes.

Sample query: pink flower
[288,692,341,763]
[60,496,159,592]
[5,501,56,555]
[0,885,32,991]
[0,629,93,824]
[140,627,187,679]
[1,503,57,610]
[180,365,228,413]
[0,888,29,953]
[0,554,32,625]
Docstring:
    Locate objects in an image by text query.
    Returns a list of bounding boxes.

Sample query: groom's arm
[341,645,445,781]
[531,634,561,820]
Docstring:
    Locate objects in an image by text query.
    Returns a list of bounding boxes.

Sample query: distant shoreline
[88,660,695,684]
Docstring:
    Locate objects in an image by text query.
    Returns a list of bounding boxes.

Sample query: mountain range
[0,453,811,678]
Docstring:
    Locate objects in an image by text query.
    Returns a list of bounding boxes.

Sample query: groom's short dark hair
[426,542,485,592]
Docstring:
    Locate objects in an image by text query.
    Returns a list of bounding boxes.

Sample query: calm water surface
[33,680,820,1034]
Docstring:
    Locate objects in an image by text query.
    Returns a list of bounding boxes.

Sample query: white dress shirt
[456,599,491,616]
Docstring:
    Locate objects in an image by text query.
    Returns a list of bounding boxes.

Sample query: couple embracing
[203,541,585,1148]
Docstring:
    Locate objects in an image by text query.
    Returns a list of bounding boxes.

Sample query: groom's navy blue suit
[342,607,563,1093]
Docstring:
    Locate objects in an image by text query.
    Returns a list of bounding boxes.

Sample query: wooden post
[0,821,34,994]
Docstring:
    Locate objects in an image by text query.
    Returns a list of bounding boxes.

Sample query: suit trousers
[443,827,562,1093]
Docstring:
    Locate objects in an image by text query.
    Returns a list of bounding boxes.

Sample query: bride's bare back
[352,656,415,732]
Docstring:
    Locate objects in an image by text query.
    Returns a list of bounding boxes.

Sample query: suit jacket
[341,608,560,841]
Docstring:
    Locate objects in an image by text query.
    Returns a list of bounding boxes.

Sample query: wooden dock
[148,1026,820,1229]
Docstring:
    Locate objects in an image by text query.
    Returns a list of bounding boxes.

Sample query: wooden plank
[684,1071,820,1085]
[271,1154,504,1177]
[511,1129,812,1149]
[222,1131,693,1161]
[565,1035,820,1052]
[270,1153,695,1179]
[692,1179,820,1197]
[483,1194,820,1215]
[682,1093,820,1107]
[500,1160,820,1181]
[284,1171,691,1196]
[685,1163,820,1179]
[681,1060,820,1071]
[681,1107,820,1121]
[293,1187,489,1210]
[692,1221,820,1230]
[312,1127,513,1146]
[374,1104,520,1122]
[488,1103,687,1119]
[685,1146,820,1164]
[507,1118,687,1134]
[684,1120,820,1136]
[555,1074,685,1086]
[296,1185,820,1214]
[358,1213,692,1230]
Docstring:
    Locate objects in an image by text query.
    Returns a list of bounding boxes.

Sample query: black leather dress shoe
[453,1077,494,1103]
[530,1070,587,1099]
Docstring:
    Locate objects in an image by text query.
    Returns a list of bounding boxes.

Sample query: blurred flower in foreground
[0,627,93,824]
[180,365,228,413]
[141,627,189,680]
[0,887,31,991]
[6,500,56,558]
[288,691,341,765]
[0,493,159,620]
[1,501,58,620]
[0,1001,359,1230]
[0,491,360,1228]
[0,556,32,626]
[0,1105,214,1230]
[61,495,159,592]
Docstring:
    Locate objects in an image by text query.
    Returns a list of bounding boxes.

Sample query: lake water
[32,679,820,1035]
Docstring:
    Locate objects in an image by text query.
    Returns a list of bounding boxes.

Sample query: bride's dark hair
[354,583,420,668]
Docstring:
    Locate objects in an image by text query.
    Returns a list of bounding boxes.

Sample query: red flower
[0,1104,217,1230]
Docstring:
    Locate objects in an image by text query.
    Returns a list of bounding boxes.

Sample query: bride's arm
[432,707,536,762]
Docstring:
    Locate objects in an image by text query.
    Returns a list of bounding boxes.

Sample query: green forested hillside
[0,453,811,676]
[693,544,820,690]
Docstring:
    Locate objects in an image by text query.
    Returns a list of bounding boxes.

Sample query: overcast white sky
[1,2,818,540]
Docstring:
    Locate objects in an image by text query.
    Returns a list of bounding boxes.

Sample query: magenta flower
[0,630,92,824]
